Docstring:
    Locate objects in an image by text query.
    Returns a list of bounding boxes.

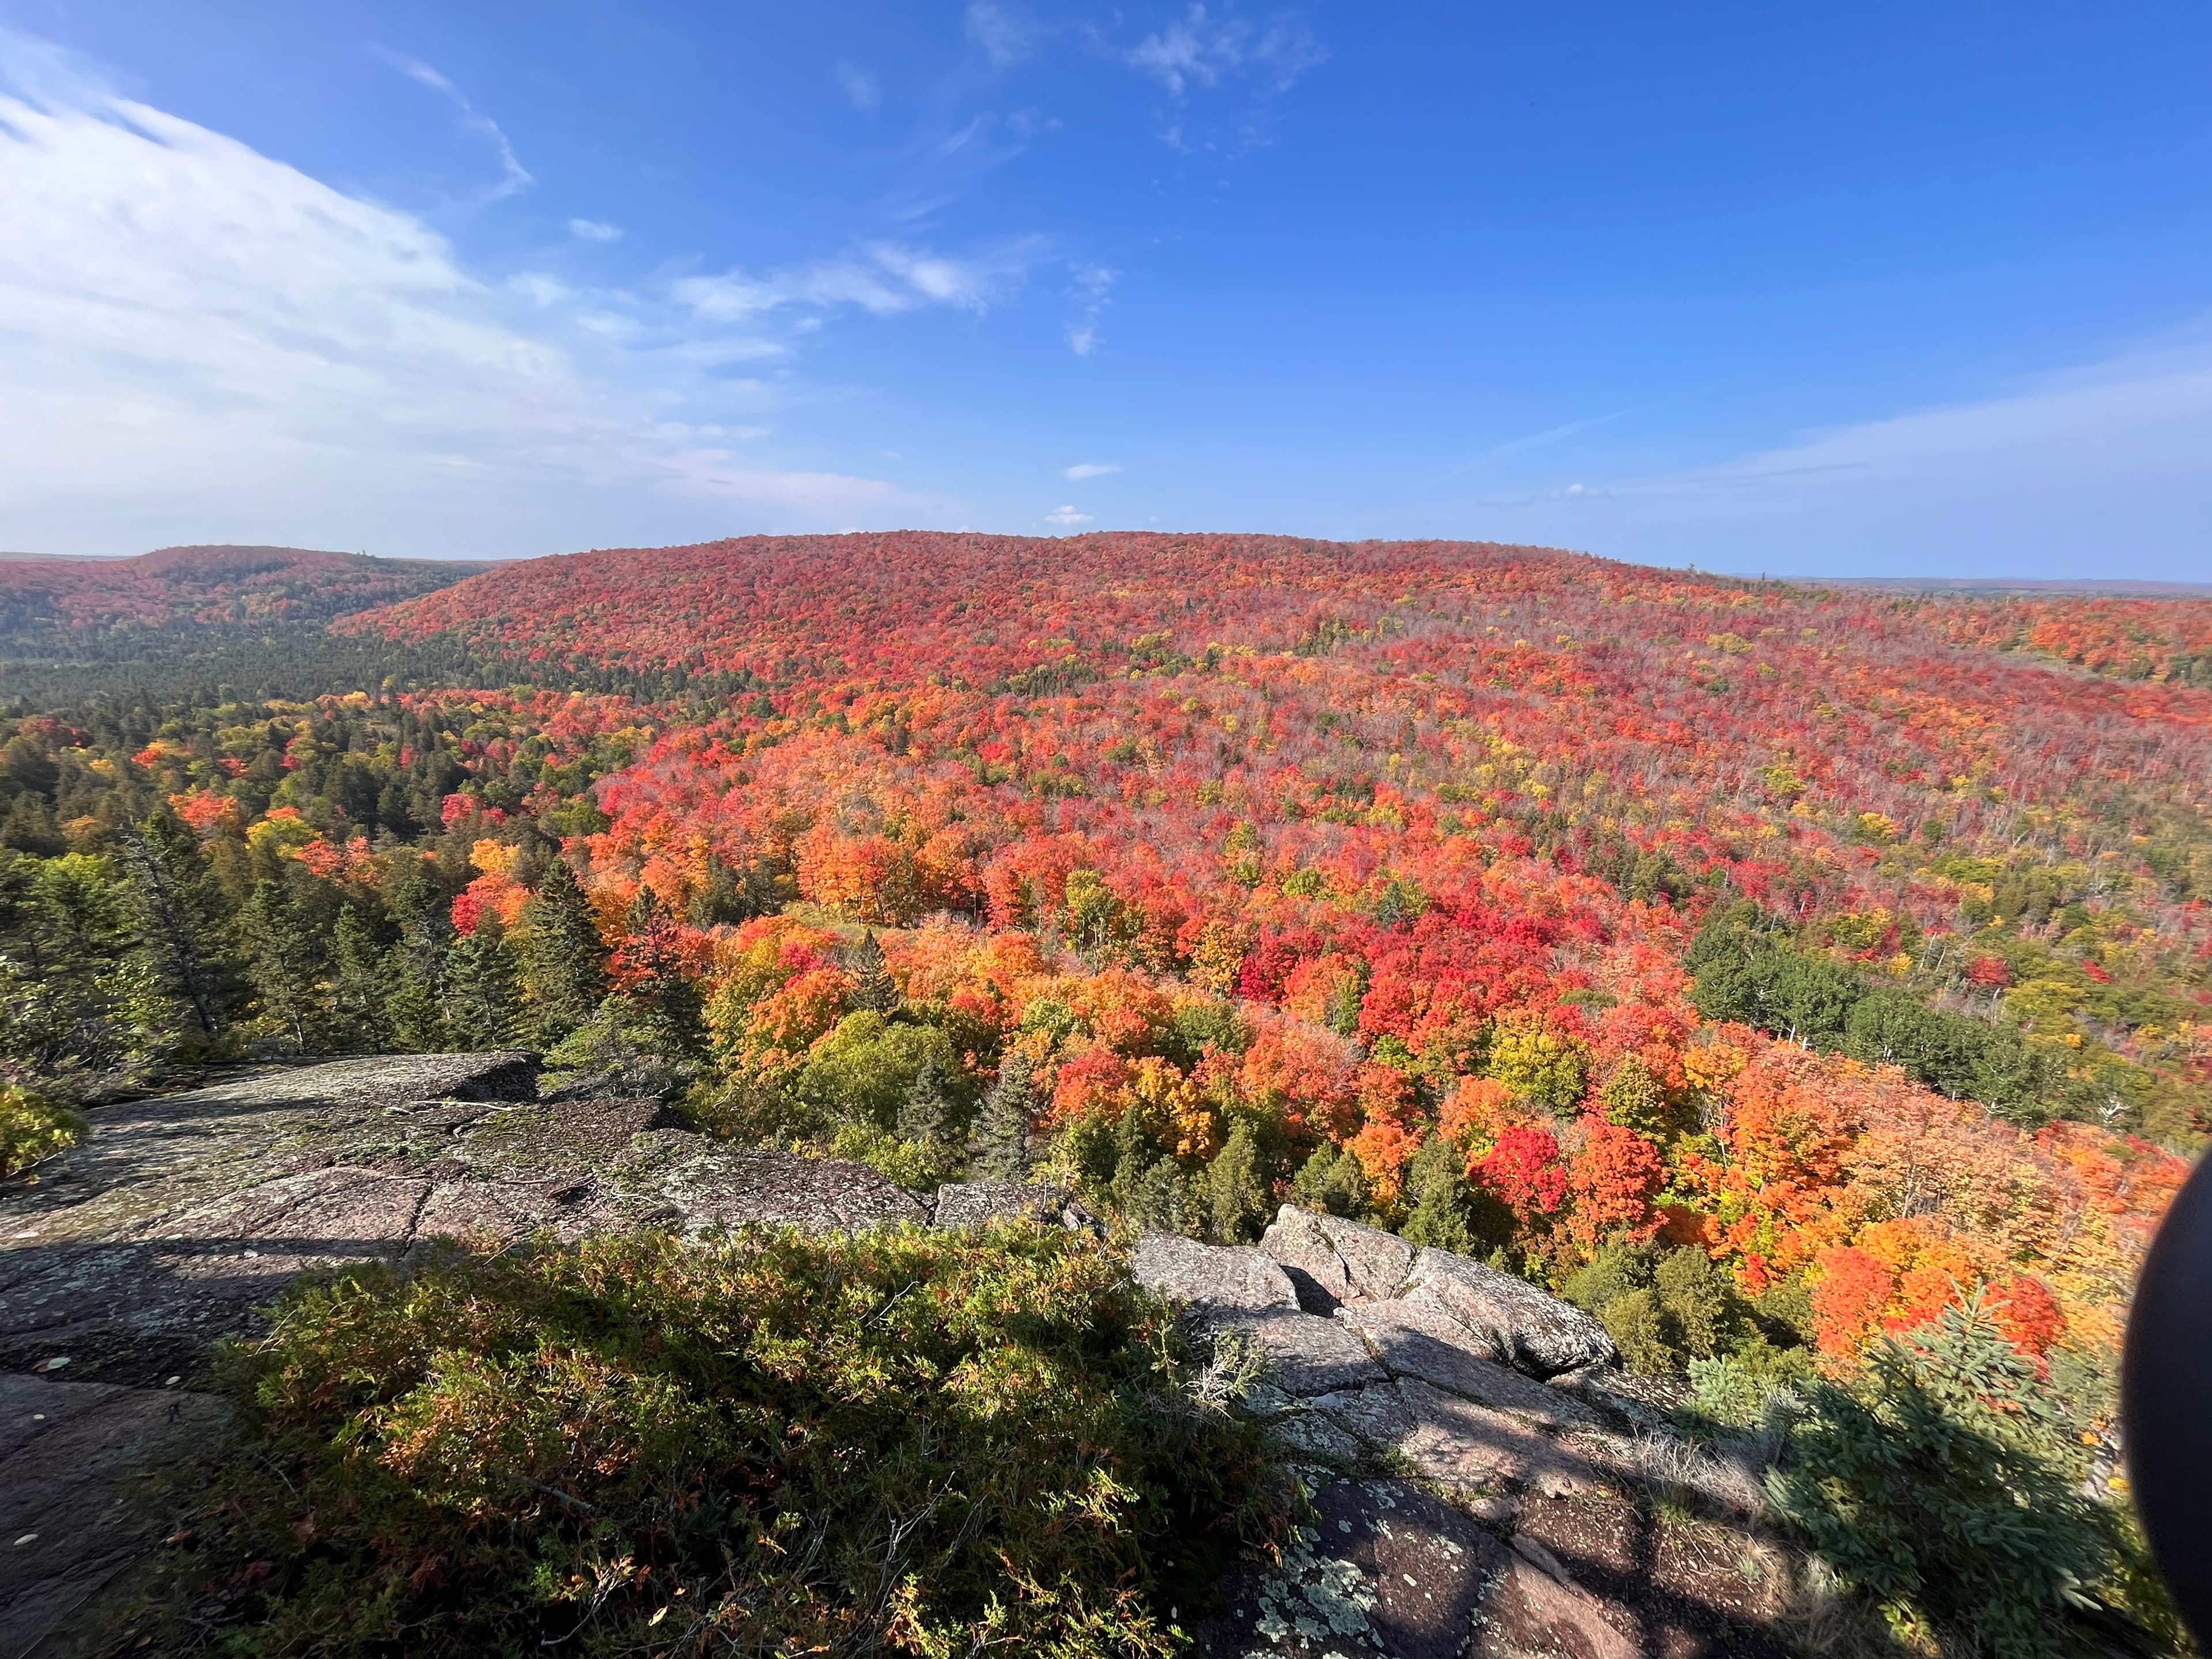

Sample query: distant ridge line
[1819,575,2212,597]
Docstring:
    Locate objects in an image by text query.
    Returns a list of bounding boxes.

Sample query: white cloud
[1476,328,2212,578]
[1065,262,1115,355]
[1044,505,1093,527]
[834,60,879,112]
[966,1,1041,69]
[1064,462,1119,480]
[1461,410,1633,471]
[374,49,533,206]
[1119,6,1323,97]
[673,237,1047,322]
[567,217,622,243]
[0,28,951,557]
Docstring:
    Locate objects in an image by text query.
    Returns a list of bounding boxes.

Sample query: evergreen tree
[116,810,239,1046]
[969,1050,1038,1181]
[1291,1142,1372,1219]
[1203,1119,1271,1243]
[521,856,606,1047]
[238,877,329,1053]
[1105,1112,1198,1236]
[329,905,392,1053]
[897,1056,957,1150]
[1399,1134,1477,1252]
[847,930,901,1015]
[444,912,522,1051]
[1768,1297,2141,1657]
[0,849,151,1085]
[385,868,450,1052]
[686,855,745,926]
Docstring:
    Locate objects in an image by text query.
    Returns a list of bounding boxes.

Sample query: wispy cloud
[672,236,1048,323]
[373,48,533,206]
[567,217,622,243]
[1064,462,1119,480]
[966,1,1042,69]
[1472,329,2212,577]
[834,60,879,112]
[1119,5,1322,96]
[0,28,952,556]
[1462,410,1635,471]
[1044,504,1093,527]
[1065,263,1115,355]
[1099,4,1323,152]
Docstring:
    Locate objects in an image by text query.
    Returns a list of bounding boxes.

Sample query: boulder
[1131,1232,1302,1316]
[1305,1382,1418,1450]
[1256,1204,1414,1311]
[931,1180,1099,1233]
[1402,1247,1618,1377]
[1233,1309,1390,1397]
[1132,1235,1385,1395]
[1337,1298,1603,1429]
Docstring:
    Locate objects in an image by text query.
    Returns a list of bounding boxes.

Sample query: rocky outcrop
[1257,1203,1416,1312]
[0,1055,940,1390]
[1,1370,230,1651]
[1137,1215,1789,1658]
[3,1062,1789,1659]
[1403,1245,1618,1377]
[1132,1223,1621,1503]
[1132,1232,1388,1396]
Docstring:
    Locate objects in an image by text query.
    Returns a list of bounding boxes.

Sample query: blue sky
[1,2,2208,577]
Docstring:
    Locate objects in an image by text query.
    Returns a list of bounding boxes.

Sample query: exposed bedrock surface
[3,1060,1782,1658]
[1141,1207,1791,1658]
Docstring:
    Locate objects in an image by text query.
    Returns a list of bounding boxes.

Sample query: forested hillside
[0,544,486,665]
[11,534,2209,1330]
[4,532,2208,1647]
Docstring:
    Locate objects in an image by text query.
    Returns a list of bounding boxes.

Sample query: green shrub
[1570,1245,1767,1377]
[1562,1240,1657,1317]
[171,1226,1290,1656]
[541,996,700,1100]
[1767,1297,2160,1657]
[824,1120,964,1192]
[1652,1245,1748,1359]
[1289,1142,1372,1221]
[1601,1286,1677,1374]
[1,1083,87,1177]
[797,1011,973,1133]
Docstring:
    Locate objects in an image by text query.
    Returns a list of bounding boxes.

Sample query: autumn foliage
[16,532,2207,1374]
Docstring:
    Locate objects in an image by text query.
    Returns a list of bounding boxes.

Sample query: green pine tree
[1399,1133,1477,1252]
[1203,1119,1271,1243]
[385,869,450,1052]
[1291,1142,1371,1220]
[1767,1296,2143,1658]
[444,912,522,1051]
[847,930,902,1015]
[622,886,705,1048]
[329,905,392,1053]
[116,810,240,1048]
[521,857,607,1047]
[969,1051,1038,1181]
[897,1056,958,1149]
[239,877,330,1053]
